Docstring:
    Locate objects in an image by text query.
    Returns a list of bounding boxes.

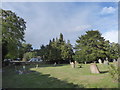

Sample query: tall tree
[38,33,73,63]
[74,30,110,63]
[1,9,26,59]
[59,33,64,44]
[18,43,33,59]
[109,42,119,59]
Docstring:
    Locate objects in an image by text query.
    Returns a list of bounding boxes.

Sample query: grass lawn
[2,63,119,88]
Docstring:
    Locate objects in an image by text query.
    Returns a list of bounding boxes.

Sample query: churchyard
[2,4,119,89]
[2,62,119,88]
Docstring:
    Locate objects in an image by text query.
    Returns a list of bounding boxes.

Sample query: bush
[108,64,120,82]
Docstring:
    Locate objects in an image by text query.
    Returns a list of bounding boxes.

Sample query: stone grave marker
[75,61,78,67]
[18,70,23,75]
[23,65,26,71]
[113,59,117,67]
[113,59,116,63]
[90,63,100,73]
[54,62,56,66]
[98,59,102,64]
[104,60,109,65]
[70,62,75,68]
[36,64,39,68]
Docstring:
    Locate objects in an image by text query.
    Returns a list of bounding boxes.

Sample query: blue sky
[2,2,118,49]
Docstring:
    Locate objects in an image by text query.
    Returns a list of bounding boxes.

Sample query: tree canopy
[1,9,26,59]
[36,33,74,63]
[1,9,119,64]
[73,30,119,63]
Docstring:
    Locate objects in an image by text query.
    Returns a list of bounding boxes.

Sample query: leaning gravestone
[90,63,100,73]
[98,59,102,64]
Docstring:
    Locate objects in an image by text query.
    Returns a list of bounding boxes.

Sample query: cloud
[2,2,118,49]
[69,25,92,32]
[102,30,118,43]
[100,7,116,15]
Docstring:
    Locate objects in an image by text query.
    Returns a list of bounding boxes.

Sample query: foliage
[37,33,74,63]
[74,30,117,63]
[1,9,26,59]
[109,42,119,59]
[23,51,37,61]
[19,43,33,59]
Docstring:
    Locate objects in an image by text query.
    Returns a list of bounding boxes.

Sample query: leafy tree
[23,51,37,61]
[74,30,110,63]
[1,9,26,59]
[18,43,33,59]
[109,42,119,59]
[38,33,73,63]
[59,33,64,43]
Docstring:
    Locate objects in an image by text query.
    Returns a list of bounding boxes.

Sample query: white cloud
[70,25,92,32]
[102,30,118,43]
[2,2,118,48]
[100,7,116,15]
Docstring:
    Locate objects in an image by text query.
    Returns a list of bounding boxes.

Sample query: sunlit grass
[3,63,118,88]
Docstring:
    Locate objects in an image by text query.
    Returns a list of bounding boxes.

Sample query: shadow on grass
[100,71,109,74]
[2,65,84,88]
[38,64,65,68]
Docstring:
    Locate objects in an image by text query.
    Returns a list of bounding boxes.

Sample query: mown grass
[2,63,118,88]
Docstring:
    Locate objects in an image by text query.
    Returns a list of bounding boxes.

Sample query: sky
[2,2,118,49]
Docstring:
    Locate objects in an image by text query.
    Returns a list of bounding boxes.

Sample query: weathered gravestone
[70,62,75,68]
[54,62,56,66]
[36,64,39,68]
[98,59,102,64]
[75,61,78,65]
[104,60,109,65]
[113,59,116,63]
[90,63,100,73]
[23,65,26,71]
[75,61,78,67]
[113,59,117,67]
[18,70,23,75]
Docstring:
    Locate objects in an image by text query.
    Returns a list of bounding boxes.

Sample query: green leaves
[74,30,113,63]
[1,9,26,59]
[38,33,73,63]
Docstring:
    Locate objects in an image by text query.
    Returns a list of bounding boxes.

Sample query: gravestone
[75,61,78,67]
[36,64,39,68]
[54,62,56,66]
[98,59,102,64]
[70,62,75,68]
[23,65,26,71]
[18,70,23,75]
[90,63,100,73]
[104,60,109,65]
[113,59,117,67]
[113,59,116,63]
[75,61,78,64]
[106,57,108,60]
